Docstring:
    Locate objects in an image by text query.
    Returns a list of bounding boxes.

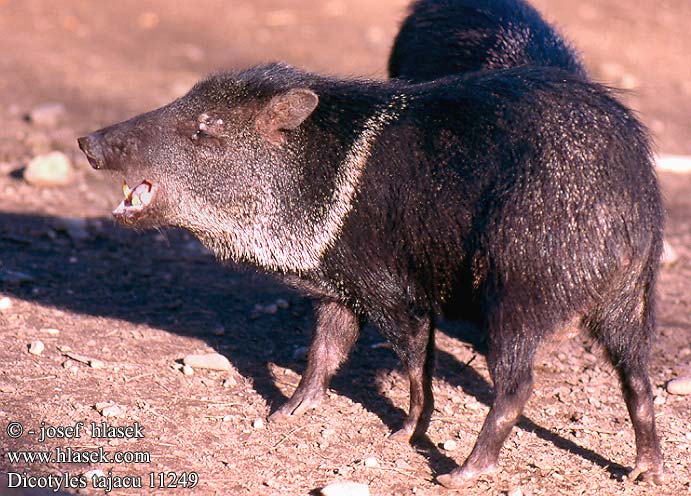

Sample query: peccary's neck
[198,77,412,277]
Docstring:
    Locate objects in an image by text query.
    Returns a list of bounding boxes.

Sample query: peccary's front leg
[269,300,359,421]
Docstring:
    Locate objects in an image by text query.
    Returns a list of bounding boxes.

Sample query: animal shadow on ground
[0,211,628,479]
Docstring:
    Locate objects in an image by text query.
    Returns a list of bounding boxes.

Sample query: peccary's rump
[78,63,664,485]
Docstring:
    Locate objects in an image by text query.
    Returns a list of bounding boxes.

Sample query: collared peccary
[78,62,663,486]
[388,0,586,81]
[387,0,664,486]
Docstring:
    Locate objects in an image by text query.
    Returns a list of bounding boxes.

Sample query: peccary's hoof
[388,426,414,443]
[268,391,326,423]
[628,465,664,485]
[436,463,499,488]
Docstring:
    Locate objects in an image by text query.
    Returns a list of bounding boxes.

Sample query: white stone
[666,376,691,395]
[28,340,45,356]
[0,297,12,311]
[183,352,232,371]
[24,151,74,187]
[443,439,458,451]
[321,481,369,496]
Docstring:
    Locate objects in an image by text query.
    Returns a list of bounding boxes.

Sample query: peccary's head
[78,63,399,273]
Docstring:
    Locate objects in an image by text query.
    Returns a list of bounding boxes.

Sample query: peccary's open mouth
[113,180,158,222]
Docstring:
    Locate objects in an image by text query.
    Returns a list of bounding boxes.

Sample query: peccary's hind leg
[270,300,359,422]
[585,287,663,484]
[438,309,538,488]
[387,313,436,442]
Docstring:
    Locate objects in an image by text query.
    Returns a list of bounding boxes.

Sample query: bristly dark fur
[78,62,664,484]
[388,0,586,80]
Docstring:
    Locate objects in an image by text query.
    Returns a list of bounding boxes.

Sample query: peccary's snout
[77,133,107,170]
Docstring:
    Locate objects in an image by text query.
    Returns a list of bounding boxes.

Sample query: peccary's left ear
[256,88,319,145]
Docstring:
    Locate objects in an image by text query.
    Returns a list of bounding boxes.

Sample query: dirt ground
[1,0,690,495]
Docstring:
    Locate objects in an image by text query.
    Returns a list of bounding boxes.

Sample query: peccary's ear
[256,88,319,145]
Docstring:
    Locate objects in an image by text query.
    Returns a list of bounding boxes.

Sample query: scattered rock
[41,327,60,336]
[28,340,45,356]
[83,469,106,480]
[24,151,75,187]
[661,240,679,266]
[252,418,265,429]
[321,428,336,439]
[182,364,194,376]
[464,401,481,410]
[276,298,290,309]
[363,457,379,468]
[95,402,124,418]
[666,376,691,395]
[27,103,66,127]
[210,324,226,336]
[507,487,523,496]
[89,359,105,369]
[442,439,458,451]
[0,269,34,285]
[222,376,237,388]
[53,217,90,241]
[320,481,369,496]
[263,303,278,315]
[293,346,309,361]
[370,342,392,349]
[63,351,103,369]
[183,352,232,371]
[0,297,12,311]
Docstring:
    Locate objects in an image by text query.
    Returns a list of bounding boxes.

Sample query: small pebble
[83,469,106,480]
[252,418,265,429]
[465,401,481,410]
[95,402,124,418]
[27,102,65,127]
[41,328,60,336]
[666,376,691,395]
[89,359,105,369]
[28,340,45,356]
[320,481,369,496]
[263,303,278,315]
[0,296,12,311]
[507,487,523,496]
[24,151,75,187]
[293,346,309,361]
[661,240,678,266]
[183,352,232,371]
[363,457,379,468]
[443,439,458,451]
[53,217,90,241]
[222,376,237,388]
[321,428,336,439]
[0,269,34,284]
[276,298,290,309]
[182,364,194,376]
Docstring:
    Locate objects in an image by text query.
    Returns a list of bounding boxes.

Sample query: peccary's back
[330,68,662,321]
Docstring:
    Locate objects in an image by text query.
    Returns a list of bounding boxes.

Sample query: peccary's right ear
[255,88,319,146]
